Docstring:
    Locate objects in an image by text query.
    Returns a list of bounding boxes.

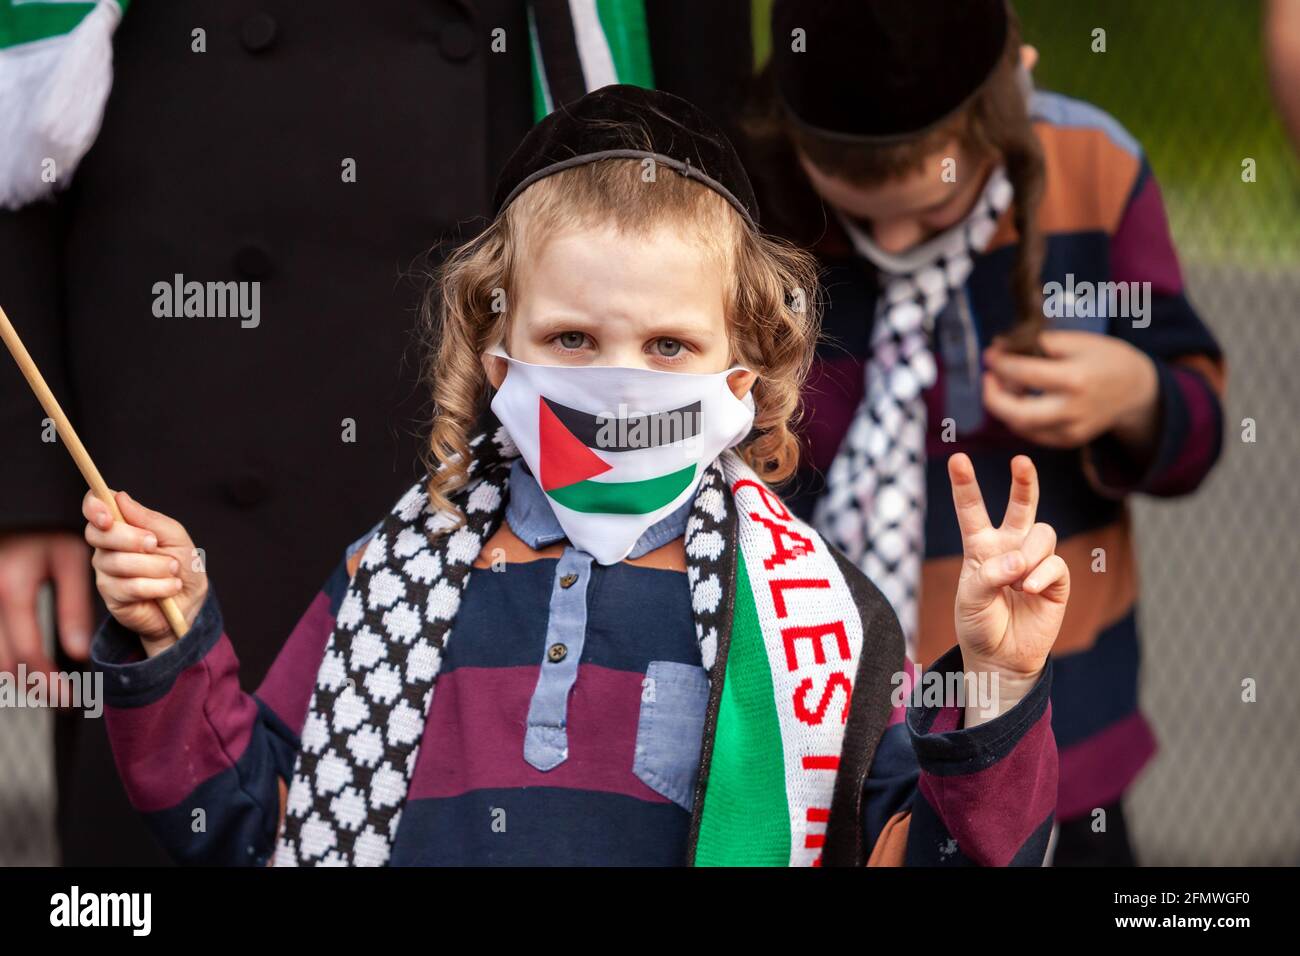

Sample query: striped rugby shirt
[93,460,1057,865]
[787,91,1226,822]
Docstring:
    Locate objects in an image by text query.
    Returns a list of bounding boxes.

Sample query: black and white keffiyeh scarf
[814,168,1013,651]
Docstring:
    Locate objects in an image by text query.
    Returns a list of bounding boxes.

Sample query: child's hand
[83,490,207,655]
[983,330,1159,451]
[947,454,1069,727]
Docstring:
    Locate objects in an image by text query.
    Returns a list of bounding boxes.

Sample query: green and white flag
[0,1,652,208]
[527,0,654,121]
[0,0,125,209]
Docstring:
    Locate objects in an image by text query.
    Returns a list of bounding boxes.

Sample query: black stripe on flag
[543,397,702,451]
[529,0,588,109]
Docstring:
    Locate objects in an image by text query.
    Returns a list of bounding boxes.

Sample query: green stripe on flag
[527,3,553,122]
[528,0,653,121]
[0,2,99,49]
[694,550,791,866]
[546,463,694,514]
[594,0,654,88]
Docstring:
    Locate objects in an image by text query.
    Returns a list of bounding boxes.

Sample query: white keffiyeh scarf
[814,167,1013,651]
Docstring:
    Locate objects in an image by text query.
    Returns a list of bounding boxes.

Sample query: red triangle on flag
[538,397,612,491]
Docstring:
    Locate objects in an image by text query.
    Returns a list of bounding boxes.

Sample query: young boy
[85,85,1069,866]
[749,0,1226,864]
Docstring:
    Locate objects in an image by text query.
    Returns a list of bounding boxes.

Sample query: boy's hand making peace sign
[946,453,1069,728]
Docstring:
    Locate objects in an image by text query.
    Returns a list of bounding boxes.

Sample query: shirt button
[547,643,568,663]
[559,573,579,589]
[225,471,270,507]
[240,13,278,54]
[234,243,273,279]
[437,22,477,61]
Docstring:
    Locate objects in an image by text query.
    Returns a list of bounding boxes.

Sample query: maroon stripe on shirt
[1151,366,1221,496]
[1110,174,1184,294]
[1058,710,1156,820]
[255,590,336,734]
[803,355,867,472]
[888,658,917,728]
[408,663,671,804]
[104,636,257,812]
[928,703,962,735]
[918,706,1057,867]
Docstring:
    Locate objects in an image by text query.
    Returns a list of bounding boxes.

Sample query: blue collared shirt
[503,459,700,773]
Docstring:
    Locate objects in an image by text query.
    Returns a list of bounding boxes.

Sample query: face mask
[486,346,756,564]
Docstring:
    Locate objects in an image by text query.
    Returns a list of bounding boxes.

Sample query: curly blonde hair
[419,156,821,523]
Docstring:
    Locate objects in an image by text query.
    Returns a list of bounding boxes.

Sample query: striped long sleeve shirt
[787,91,1226,822]
[92,461,1057,866]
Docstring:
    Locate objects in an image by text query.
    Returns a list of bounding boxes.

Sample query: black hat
[772,0,1010,142]
[492,85,759,226]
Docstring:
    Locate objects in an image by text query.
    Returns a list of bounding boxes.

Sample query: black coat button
[438,22,476,61]
[240,13,278,53]
[547,643,568,663]
[225,472,270,507]
[234,243,273,279]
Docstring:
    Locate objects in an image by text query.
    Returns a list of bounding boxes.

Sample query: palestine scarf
[0,0,654,208]
[273,427,903,866]
[813,167,1013,651]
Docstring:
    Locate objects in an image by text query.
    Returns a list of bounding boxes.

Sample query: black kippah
[492,84,759,226]
[772,0,1010,142]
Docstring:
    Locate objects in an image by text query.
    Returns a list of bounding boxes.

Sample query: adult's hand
[0,531,94,674]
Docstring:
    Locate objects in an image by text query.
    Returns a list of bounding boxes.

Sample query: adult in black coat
[0,0,752,865]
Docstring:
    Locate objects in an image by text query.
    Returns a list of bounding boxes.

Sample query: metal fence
[1018,0,1300,865]
[0,596,57,865]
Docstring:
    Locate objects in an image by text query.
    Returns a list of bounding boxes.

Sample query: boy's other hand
[83,491,207,655]
[947,453,1069,726]
[982,330,1159,452]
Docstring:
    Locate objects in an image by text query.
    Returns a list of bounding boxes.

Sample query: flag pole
[0,304,190,638]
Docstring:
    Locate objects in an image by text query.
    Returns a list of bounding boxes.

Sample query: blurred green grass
[752,0,1300,267]
[1018,0,1298,267]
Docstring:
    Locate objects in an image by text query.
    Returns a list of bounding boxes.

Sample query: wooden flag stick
[0,304,190,638]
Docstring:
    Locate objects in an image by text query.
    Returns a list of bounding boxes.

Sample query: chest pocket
[633,661,711,811]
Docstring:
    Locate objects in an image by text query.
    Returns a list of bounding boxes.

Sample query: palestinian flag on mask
[489,350,754,564]
[538,395,702,514]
